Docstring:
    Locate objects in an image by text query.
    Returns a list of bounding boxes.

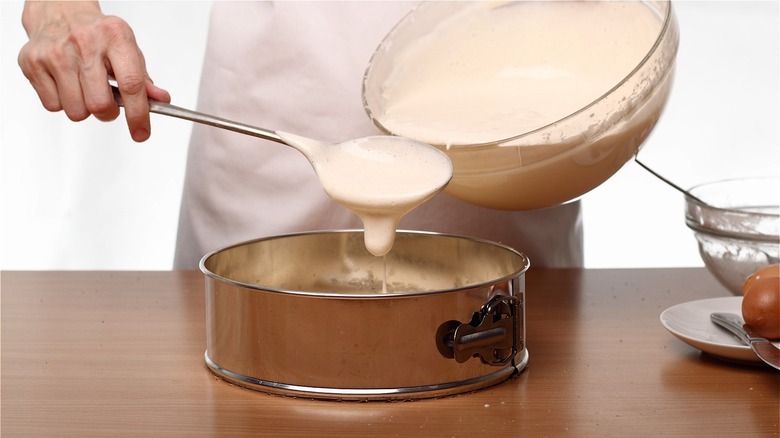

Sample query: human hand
[18,1,170,142]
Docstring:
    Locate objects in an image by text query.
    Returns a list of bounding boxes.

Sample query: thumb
[145,79,171,103]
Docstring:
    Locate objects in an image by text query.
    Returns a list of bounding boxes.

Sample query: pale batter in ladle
[112,86,452,256]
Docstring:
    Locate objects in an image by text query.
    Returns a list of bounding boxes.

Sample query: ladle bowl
[363,1,680,210]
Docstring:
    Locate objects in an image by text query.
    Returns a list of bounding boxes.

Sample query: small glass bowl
[685,176,780,294]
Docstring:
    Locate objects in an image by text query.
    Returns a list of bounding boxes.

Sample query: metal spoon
[710,312,780,370]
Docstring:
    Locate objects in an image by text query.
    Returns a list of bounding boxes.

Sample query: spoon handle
[634,157,705,204]
[710,312,752,345]
[111,86,285,145]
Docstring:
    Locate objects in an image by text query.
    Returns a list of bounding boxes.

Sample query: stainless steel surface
[111,85,283,144]
[711,312,780,370]
[200,230,531,400]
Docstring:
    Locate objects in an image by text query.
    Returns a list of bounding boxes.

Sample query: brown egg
[741,275,780,340]
[741,264,780,296]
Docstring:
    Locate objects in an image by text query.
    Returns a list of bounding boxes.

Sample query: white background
[1,1,778,270]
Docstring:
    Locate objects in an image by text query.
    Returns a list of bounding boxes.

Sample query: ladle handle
[111,85,285,145]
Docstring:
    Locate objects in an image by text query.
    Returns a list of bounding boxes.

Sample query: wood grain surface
[1,268,777,437]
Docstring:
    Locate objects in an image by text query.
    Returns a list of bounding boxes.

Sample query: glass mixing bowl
[363,1,679,210]
[685,177,780,295]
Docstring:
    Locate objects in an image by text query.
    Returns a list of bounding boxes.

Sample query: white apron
[174,1,583,269]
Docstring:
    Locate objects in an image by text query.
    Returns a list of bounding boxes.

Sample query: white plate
[660,296,780,363]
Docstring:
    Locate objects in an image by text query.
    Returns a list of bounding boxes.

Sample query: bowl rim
[684,176,780,242]
[199,229,531,299]
[684,175,780,218]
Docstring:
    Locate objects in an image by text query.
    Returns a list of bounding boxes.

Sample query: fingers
[19,1,101,121]
[19,36,92,122]
[103,20,151,142]
[146,81,171,104]
[79,48,119,122]
[101,16,172,142]
[17,44,63,112]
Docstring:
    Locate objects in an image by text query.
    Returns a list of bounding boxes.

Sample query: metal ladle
[111,86,453,256]
[110,85,451,187]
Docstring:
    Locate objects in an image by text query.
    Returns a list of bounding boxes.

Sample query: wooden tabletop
[1,268,777,437]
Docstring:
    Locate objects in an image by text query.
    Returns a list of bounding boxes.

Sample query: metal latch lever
[436,294,521,366]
